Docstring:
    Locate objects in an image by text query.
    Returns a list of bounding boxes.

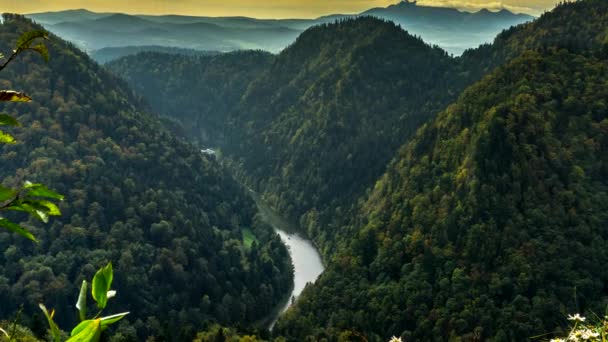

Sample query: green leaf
[6,202,49,223]
[0,129,16,144]
[76,280,88,322]
[25,199,62,216]
[92,263,113,309]
[30,43,50,62]
[24,182,65,200]
[16,30,48,51]
[0,218,36,242]
[68,319,101,342]
[39,304,61,342]
[0,114,20,126]
[0,185,16,202]
[100,312,129,327]
[0,90,32,102]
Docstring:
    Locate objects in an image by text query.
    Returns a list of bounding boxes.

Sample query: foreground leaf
[0,114,20,126]
[76,280,88,322]
[92,263,114,309]
[0,218,36,242]
[6,202,49,223]
[30,43,50,62]
[0,90,32,102]
[68,319,101,342]
[0,130,16,144]
[100,312,129,327]
[24,182,65,200]
[39,304,61,342]
[16,30,48,51]
[26,199,62,216]
[0,185,16,202]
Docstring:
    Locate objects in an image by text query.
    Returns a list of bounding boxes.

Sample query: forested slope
[110,17,470,257]
[275,44,608,342]
[110,50,272,145]
[460,0,608,78]
[0,14,292,341]
[107,2,608,340]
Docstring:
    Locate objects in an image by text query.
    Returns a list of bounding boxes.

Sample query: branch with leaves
[40,263,129,342]
[0,30,49,72]
[0,30,63,241]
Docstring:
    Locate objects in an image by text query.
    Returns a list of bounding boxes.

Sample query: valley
[0,0,607,341]
[249,191,324,329]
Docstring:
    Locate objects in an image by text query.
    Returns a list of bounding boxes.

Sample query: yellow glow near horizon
[0,0,559,18]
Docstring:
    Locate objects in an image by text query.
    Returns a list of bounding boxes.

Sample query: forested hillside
[461,0,608,78]
[110,17,473,258]
[102,1,608,341]
[276,48,608,341]
[227,18,467,257]
[109,50,272,144]
[0,14,292,341]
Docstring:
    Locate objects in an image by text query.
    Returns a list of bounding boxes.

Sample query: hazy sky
[0,0,561,18]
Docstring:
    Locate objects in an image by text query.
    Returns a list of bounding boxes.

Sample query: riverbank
[248,191,325,329]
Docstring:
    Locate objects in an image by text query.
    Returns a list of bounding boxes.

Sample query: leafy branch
[40,263,129,342]
[0,29,62,241]
[0,30,48,72]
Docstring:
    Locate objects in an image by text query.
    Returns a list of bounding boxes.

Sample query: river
[249,191,325,329]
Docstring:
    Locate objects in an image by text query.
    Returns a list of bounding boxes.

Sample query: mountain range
[0,0,606,341]
[107,0,608,340]
[26,1,533,61]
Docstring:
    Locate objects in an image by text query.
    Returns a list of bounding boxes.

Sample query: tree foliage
[275,48,608,341]
[0,14,292,341]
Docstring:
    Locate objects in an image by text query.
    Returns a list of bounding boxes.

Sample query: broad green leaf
[0,185,16,202]
[6,202,49,223]
[100,312,129,327]
[0,218,36,242]
[24,183,64,200]
[16,30,48,51]
[25,199,62,216]
[76,280,88,322]
[30,43,49,62]
[92,263,113,309]
[0,114,20,126]
[0,130,16,144]
[39,304,61,342]
[0,90,32,102]
[68,319,101,342]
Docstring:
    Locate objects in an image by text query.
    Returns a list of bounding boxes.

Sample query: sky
[0,0,561,18]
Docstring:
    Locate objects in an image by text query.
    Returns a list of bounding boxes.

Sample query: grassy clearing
[242,228,258,249]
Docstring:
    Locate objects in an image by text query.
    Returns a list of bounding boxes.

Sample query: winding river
[249,191,325,329]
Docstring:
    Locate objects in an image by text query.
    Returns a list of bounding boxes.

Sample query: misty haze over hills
[26,1,533,62]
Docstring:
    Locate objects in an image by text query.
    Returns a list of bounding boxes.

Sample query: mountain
[0,14,292,340]
[460,0,608,77]
[26,9,109,25]
[29,12,301,54]
[361,1,533,54]
[271,1,608,340]
[109,50,273,142]
[276,48,608,342]
[27,3,532,56]
[90,45,220,64]
[108,17,475,259]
